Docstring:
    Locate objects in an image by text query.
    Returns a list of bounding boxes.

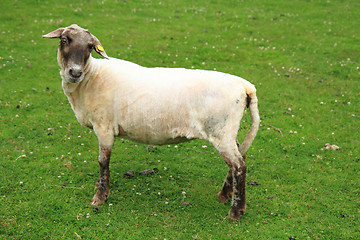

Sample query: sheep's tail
[239,88,260,157]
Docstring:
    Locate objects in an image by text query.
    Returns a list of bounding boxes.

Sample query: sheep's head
[43,24,109,83]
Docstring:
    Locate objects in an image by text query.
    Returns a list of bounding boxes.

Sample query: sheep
[43,24,260,221]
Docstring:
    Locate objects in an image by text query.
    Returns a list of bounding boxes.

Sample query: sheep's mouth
[69,78,82,83]
[66,73,84,83]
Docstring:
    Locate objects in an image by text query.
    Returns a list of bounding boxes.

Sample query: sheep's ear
[94,44,109,59]
[92,35,109,59]
[42,28,65,38]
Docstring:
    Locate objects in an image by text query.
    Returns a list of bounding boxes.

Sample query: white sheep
[43,24,260,221]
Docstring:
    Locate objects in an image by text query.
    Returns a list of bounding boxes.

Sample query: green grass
[1,0,359,239]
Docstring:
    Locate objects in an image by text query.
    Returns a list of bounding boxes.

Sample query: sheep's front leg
[91,144,112,206]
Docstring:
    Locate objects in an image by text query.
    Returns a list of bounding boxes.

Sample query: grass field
[0,0,359,239]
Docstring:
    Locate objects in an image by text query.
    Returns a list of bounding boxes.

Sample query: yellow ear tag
[95,45,104,53]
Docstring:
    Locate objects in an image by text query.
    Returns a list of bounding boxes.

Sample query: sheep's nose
[69,68,82,78]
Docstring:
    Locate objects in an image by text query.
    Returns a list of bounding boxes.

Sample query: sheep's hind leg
[217,169,233,203]
[218,148,247,221]
[227,156,247,221]
[91,145,112,206]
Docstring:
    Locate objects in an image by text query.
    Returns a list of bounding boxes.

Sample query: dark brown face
[58,28,94,83]
[43,24,109,84]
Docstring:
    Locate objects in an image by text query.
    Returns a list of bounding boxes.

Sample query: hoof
[217,191,231,203]
[92,205,99,212]
[228,208,245,221]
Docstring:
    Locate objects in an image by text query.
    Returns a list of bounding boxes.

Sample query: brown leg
[217,169,233,203]
[218,149,247,221]
[228,158,247,220]
[91,145,112,206]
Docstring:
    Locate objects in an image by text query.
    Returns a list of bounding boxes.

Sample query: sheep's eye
[61,38,67,44]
